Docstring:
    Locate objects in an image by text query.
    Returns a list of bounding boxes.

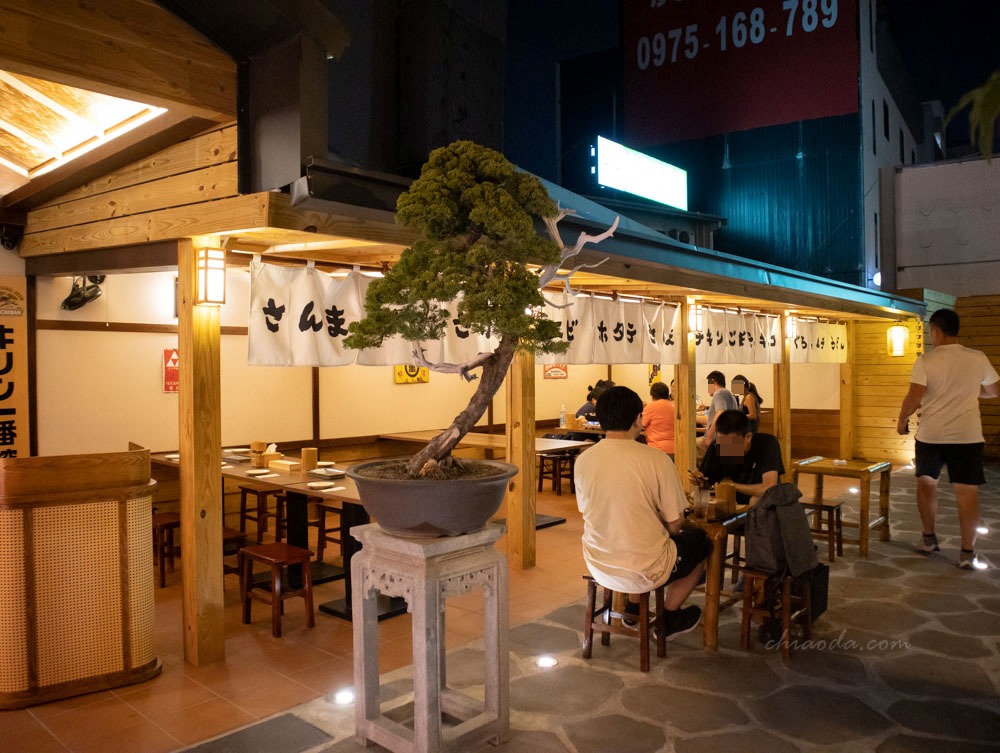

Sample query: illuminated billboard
[624,0,859,146]
[593,136,688,210]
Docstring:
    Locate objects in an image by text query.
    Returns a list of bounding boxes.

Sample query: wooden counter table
[683,508,748,652]
[792,456,892,557]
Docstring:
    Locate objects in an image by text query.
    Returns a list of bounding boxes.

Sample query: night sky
[882,0,999,147]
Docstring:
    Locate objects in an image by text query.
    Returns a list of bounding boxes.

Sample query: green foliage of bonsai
[345,141,575,477]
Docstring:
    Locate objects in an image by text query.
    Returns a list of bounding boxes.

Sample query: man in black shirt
[690,409,784,506]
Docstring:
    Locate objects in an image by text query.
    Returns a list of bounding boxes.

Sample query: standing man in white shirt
[897,308,1000,569]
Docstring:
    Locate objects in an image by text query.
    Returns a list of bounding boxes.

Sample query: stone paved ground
[221,465,1000,753]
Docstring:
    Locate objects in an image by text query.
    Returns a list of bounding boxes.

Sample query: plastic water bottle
[559,404,567,428]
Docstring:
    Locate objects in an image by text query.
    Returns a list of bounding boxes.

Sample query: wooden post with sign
[675,300,697,490]
[774,316,792,481]
[0,276,30,458]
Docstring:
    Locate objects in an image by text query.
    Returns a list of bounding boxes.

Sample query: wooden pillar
[839,321,855,460]
[674,300,697,488]
[773,315,792,481]
[177,237,225,665]
[505,350,535,569]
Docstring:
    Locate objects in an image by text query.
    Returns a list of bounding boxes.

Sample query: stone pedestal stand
[351,523,508,753]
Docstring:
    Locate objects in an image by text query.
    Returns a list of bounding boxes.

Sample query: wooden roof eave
[554,212,925,322]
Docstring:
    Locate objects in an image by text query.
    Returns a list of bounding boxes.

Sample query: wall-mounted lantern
[196,248,226,305]
[887,322,909,357]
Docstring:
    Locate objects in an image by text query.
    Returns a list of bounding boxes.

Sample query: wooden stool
[239,542,315,638]
[726,525,746,584]
[740,569,812,661]
[582,575,666,672]
[238,487,286,543]
[800,499,844,561]
[222,527,247,578]
[537,451,576,496]
[308,499,342,562]
[152,511,181,589]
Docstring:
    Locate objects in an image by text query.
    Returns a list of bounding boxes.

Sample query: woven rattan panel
[34,501,123,686]
[127,496,155,667]
[0,510,28,693]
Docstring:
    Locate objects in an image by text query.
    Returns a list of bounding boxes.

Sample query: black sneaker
[622,600,641,629]
[661,605,701,641]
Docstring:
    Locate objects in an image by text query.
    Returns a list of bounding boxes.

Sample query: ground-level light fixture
[333,688,355,705]
[196,247,226,305]
[534,654,558,668]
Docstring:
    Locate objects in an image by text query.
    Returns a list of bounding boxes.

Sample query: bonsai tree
[344,140,616,478]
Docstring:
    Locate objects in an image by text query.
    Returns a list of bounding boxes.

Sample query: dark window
[872,101,877,155]
[869,1,874,52]
[883,100,890,140]
[874,212,880,264]
[899,128,905,162]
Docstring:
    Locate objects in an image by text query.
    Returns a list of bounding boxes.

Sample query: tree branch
[412,345,493,380]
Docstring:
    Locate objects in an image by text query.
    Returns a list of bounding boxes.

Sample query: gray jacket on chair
[745,483,819,577]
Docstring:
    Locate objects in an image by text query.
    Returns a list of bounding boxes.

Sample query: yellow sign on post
[0,276,29,458]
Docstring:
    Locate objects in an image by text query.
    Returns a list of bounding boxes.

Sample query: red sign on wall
[624,0,859,146]
[163,349,179,393]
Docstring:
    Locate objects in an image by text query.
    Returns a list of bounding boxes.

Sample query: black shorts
[914,440,986,485]
[666,528,711,583]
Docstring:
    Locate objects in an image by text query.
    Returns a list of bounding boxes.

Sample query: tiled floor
[0,479,594,753]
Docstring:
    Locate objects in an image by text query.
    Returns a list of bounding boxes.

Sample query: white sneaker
[916,533,940,554]
[959,551,986,570]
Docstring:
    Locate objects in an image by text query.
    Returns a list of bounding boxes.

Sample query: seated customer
[690,409,784,506]
[574,386,709,638]
[575,379,615,423]
[642,381,675,458]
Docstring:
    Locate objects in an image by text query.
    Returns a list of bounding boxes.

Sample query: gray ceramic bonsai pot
[346,459,518,537]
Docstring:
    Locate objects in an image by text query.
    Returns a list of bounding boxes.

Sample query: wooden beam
[27,163,238,233]
[177,236,225,665]
[840,321,855,460]
[675,300,696,488]
[20,193,268,255]
[1,114,223,213]
[25,240,178,275]
[33,124,237,207]
[267,192,421,248]
[506,351,536,569]
[0,0,236,118]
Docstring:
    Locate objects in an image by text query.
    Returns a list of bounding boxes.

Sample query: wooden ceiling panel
[0,126,47,168]
[7,72,102,119]
[0,80,64,151]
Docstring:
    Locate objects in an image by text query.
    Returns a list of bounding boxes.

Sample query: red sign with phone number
[624,0,858,146]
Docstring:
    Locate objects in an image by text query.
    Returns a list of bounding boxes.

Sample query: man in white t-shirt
[575,386,709,639]
[897,308,1000,569]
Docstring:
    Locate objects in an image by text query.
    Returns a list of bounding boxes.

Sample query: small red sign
[163,349,179,393]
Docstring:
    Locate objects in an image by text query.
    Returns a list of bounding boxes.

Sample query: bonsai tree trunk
[406,339,517,476]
